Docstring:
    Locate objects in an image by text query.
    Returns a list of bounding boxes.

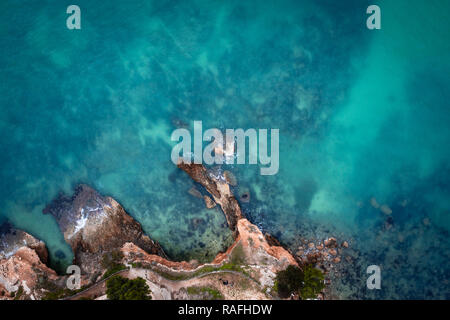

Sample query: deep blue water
[0,0,449,298]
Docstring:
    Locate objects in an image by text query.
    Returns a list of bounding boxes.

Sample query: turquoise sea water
[0,0,449,298]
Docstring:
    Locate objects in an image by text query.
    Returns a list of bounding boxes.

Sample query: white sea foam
[68,208,88,239]
[68,205,109,239]
[0,240,20,259]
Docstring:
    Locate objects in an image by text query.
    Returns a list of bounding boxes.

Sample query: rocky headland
[0,162,340,300]
[0,224,58,300]
[177,162,243,236]
[42,184,167,278]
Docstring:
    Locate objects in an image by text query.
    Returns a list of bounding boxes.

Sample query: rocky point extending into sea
[0,162,346,300]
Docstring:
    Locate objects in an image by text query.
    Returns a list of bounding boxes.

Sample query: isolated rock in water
[324,237,337,248]
[328,249,337,256]
[214,140,236,160]
[43,184,167,275]
[240,191,250,203]
[203,195,216,209]
[0,223,48,264]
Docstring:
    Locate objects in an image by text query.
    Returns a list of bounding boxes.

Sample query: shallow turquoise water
[0,0,449,298]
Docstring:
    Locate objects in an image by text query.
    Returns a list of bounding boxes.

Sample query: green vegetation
[13,286,24,300]
[272,280,278,294]
[262,285,272,297]
[106,275,151,300]
[41,285,87,300]
[42,289,67,300]
[300,264,325,300]
[186,286,223,300]
[132,260,250,282]
[217,262,246,274]
[129,242,251,282]
[39,275,71,300]
[230,243,246,265]
[238,278,251,290]
[101,250,128,279]
[102,264,128,279]
[274,264,325,299]
[38,274,89,300]
[275,265,304,298]
[130,262,143,268]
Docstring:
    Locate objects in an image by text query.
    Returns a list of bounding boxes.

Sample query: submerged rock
[240,191,251,203]
[380,205,392,215]
[370,197,380,209]
[384,216,394,231]
[324,237,337,248]
[188,187,203,199]
[189,218,205,230]
[203,195,216,209]
[55,250,66,259]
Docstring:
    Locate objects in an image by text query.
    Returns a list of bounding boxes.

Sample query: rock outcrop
[43,184,167,276]
[112,163,298,299]
[177,161,295,267]
[1,164,306,300]
[178,162,243,236]
[115,218,297,299]
[0,225,58,300]
[121,216,297,273]
[0,223,48,264]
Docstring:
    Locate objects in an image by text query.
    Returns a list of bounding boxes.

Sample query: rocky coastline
[0,162,343,300]
[178,162,243,237]
[0,225,58,300]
